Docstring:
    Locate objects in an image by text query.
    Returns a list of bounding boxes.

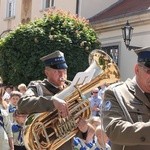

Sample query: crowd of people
[0,83,27,150]
[0,46,149,150]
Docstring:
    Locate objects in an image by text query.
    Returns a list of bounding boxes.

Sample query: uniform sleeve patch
[104,101,112,111]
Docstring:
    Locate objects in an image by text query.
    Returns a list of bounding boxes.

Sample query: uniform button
[140,137,146,142]
[130,85,135,90]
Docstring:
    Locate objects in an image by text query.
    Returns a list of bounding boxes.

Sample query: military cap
[135,47,150,68]
[40,50,68,69]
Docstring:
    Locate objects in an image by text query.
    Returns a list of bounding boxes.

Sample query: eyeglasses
[138,64,150,74]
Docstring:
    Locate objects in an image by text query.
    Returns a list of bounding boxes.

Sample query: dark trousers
[14,145,26,150]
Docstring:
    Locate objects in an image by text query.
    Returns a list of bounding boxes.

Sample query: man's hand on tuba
[52,96,70,118]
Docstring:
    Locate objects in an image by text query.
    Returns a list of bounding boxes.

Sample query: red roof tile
[89,0,150,23]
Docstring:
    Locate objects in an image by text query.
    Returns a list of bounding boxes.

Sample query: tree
[0,9,100,86]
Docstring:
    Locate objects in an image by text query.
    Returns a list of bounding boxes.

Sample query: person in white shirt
[0,84,14,150]
[89,88,102,116]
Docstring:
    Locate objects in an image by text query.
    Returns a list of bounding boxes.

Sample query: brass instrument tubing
[32,122,50,149]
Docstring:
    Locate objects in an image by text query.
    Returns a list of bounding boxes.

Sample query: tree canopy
[0,9,100,86]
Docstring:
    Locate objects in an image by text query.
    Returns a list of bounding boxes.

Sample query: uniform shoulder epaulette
[109,81,124,89]
[28,80,42,87]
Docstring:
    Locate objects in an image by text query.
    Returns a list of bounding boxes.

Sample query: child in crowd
[95,125,111,150]
[2,85,13,104]
[12,111,27,150]
[17,84,27,95]
[73,116,111,150]
[0,84,14,150]
[8,91,22,122]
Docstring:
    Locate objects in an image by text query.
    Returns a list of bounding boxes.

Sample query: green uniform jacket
[102,78,150,150]
[18,79,83,150]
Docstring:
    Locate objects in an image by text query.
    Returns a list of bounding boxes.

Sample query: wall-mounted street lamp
[122,20,141,50]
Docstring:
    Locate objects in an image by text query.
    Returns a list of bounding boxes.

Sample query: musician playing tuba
[17,50,93,150]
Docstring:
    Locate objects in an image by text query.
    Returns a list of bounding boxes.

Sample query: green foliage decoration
[0,9,100,86]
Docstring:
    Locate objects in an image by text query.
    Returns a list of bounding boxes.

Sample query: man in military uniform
[17,50,89,150]
[102,47,150,150]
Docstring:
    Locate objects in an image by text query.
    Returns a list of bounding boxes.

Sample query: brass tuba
[23,49,120,150]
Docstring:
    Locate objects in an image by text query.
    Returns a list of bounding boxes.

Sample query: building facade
[0,0,118,37]
[0,0,150,81]
[89,0,150,80]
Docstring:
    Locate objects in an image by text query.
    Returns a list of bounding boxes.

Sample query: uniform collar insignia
[103,101,112,111]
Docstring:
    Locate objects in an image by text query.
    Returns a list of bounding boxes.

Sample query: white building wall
[98,23,150,81]
[31,0,43,20]
[54,0,76,14]
[80,0,119,18]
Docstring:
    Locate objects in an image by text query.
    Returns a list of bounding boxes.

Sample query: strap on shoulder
[28,81,43,96]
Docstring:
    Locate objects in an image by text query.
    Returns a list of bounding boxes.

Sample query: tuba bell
[23,49,120,150]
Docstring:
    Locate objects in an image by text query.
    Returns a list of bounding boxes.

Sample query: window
[6,0,15,18]
[42,0,54,9]
[102,45,119,66]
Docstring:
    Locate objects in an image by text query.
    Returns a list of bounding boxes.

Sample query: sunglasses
[138,64,150,74]
[93,91,98,93]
